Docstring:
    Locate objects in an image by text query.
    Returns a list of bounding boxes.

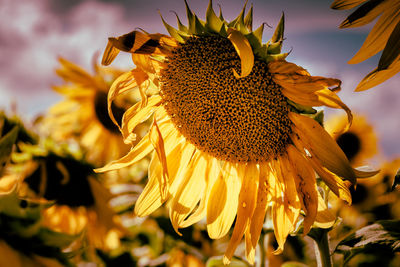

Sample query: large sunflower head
[99,1,378,264]
[325,113,378,167]
[42,57,145,166]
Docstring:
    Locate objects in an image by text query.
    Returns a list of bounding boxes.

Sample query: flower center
[336,132,361,162]
[25,155,95,207]
[94,91,125,134]
[160,35,292,163]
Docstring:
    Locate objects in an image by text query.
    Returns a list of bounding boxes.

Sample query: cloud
[0,0,133,116]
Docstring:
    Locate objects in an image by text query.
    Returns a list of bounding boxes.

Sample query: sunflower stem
[259,231,266,267]
[309,228,332,267]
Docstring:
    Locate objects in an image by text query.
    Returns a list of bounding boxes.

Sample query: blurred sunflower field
[1,0,400,266]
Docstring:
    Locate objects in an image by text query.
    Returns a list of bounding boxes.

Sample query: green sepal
[267,40,283,54]
[287,100,317,115]
[172,11,188,32]
[254,44,269,60]
[227,0,247,28]
[218,24,228,37]
[271,12,285,43]
[205,0,224,34]
[186,13,206,35]
[265,52,289,62]
[312,110,325,126]
[185,0,206,35]
[160,12,186,43]
[245,32,262,51]
[218,4,225,21]
[244,3,253,31]
[184,0,195,27]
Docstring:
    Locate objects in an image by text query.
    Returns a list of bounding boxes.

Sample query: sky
[0,0,399,161]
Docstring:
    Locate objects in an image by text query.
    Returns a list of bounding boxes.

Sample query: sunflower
[97,1,377,264]
[43,57,141,166]
[13,141,124,258]
[331,0,400,91]
[325,113,378,167]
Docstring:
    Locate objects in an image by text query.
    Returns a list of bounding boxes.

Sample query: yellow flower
[43,58,140,166]
[15,143,124,254]
[331,0,400,91]
[325,113,378,167]
[97,1,377,264]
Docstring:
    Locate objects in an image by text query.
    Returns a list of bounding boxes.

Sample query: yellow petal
[180,157,220,228]
[331,0,368,10]
[349,4,400,63]
[102,39,120,66]
[286,145,318,235]
[149,116,169,200]
[308,155,352,204]
[355,58,400,91]
[107,70,139,129]
[56,57,95,86]
[121,95,162,143]
[224,163,259,264]
[245,163,270,261]
[314,192,336,229]
[314,89,353,131]
[134,134,190,216]
[289,112,356,184]
[134,152,164,216]
[132,54,156,75]
[94,131,153,173]
[95,119,175,173]
[169,152,207,234]
[207,162,242,239]
[340,1,388,28]
[271,156,301,254]
[227,28,254,78]
[269,60,310,76]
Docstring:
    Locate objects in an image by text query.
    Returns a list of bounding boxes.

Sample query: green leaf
[0,125,19,175]
[206,256,249,267]
[287,100,317,115]
[38,228,80,248]
[335,220,400,263]
[378,20,400,71]
[282,262,309,267]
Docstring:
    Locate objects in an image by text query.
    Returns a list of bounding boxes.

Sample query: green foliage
[335,220,400,265]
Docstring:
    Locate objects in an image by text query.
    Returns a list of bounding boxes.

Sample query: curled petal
[227,28,254,78]
[290,112,357,184]
[286,145,318,235]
